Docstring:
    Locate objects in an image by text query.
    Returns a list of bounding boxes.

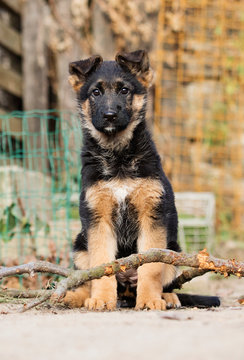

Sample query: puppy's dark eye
[92,89,101,96]
[121,87,129,95]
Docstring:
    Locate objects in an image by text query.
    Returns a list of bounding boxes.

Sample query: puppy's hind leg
[63,285,90,308]
[63,250,91,308]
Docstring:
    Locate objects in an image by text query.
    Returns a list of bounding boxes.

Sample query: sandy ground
[0,276,243,360]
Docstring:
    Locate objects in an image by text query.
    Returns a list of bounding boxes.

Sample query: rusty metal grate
[154,0,244,234]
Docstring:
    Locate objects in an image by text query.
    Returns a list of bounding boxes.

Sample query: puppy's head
[69,50,153,148]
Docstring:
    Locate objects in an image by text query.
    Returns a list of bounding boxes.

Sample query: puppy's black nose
[103,111,117,122]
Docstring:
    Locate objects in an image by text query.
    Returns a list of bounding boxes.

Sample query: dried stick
[1,249,243,311]
[19,292,53,313]
[51,248,244,301]
[164,268,208,292]
[0,269,207,300]
[0,289,52,299]
[0,261,70,279]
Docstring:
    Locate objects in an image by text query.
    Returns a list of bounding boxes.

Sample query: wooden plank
[0,21,22,56]
[22,0,48,110]
[0,108,22,133]
[92,3,115,60]
[1,0,21,14]
[22,0,48,171]
[55,0,83,112]
[0,64,22,97]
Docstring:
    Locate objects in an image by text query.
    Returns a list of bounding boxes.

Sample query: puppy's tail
[117,283,221,308]
[176,293,220,308]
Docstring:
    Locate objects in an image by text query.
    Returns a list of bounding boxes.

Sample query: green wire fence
[0,110,82,268]
[0,110,216,274]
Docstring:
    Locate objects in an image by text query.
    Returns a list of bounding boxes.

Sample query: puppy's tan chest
[85,178,164,217]
[104,181,137,203]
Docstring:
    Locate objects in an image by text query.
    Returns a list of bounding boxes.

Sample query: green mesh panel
[0,110,82,266]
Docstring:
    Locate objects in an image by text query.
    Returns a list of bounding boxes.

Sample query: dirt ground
[0,275,243,360]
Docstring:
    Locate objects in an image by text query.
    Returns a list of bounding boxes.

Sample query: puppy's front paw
[136,297,166,311]
[85,297,116,311]
[161,293,181,309]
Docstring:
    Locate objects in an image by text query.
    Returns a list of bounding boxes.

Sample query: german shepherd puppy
[63,50,181,311]
[64,50,220,310]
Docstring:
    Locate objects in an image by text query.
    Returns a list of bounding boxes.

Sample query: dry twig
[0,261,70,279]
[0,289,52,299]
[19,292,53,313]
[51,248,244,302]
[0,248,243,311]
[164,268,208,292]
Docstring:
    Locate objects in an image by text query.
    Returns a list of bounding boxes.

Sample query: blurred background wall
[0,0,244,269]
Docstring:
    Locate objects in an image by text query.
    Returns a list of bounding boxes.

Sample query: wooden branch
[0,289,52,299]
[0,269,206,301]
[20,292,53,313]
[0,261,70,279]
[51,248,244,301]
[1,248,243,311]
[164,268,208,292]
[0,289,53,311]
[1,249,243,288]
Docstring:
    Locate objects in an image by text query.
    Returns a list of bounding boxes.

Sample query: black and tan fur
[64,50,219,310]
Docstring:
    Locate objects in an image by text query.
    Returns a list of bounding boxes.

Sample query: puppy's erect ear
[115,50,153,88]
[69,55,103,92]
[115,50,149,73]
